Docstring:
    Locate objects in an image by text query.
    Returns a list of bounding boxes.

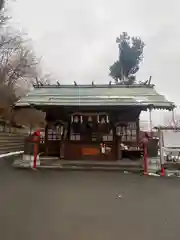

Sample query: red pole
[33,141,38,169]
[143,144,148,175]
[160,164,165,176]
[159,129,165,177]
[32,131,40,169]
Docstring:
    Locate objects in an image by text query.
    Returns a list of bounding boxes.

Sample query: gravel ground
[0,157,180,240]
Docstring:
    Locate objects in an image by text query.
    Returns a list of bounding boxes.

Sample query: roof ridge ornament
[56,81,60,87]
[33,83,155,89]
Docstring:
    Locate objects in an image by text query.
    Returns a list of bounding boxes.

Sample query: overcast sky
[9,0,180,124]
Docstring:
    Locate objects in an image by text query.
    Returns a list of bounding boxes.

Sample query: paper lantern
[88,116,92,122]
[74,116,79,123]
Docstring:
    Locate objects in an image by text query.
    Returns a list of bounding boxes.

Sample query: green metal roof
[16,84,174,110]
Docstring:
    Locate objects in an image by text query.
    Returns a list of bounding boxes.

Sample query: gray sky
[9,0,180,124]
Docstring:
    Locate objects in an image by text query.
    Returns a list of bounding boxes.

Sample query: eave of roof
[15,84,175,110]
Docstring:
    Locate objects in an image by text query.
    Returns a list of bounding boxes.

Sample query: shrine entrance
[64,112,116,161]
[44,106,142,162]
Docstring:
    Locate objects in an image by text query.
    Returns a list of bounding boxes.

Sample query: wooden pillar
[44,110,49,156]
[113,124,119,160]
[136,117,140,144]
[60,123,68,159]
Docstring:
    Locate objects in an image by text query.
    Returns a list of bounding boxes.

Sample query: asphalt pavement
[0,157,180,240]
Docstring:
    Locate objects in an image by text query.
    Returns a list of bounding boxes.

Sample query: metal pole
[172,108,175,125]
[149,108,152,135]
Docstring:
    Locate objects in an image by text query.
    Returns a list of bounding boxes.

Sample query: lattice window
[70,133,81,141]
[47,126,62,141]
[116,122,137,141]
[102,129,113,141]
[70,126,81,141]
[40,136,44,143]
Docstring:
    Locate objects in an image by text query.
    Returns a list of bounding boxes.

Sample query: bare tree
[0,33,47,123]
[0,0,4,10]
[0,0,48,129]
[0,34,39,87]
[0,34,39,116]
[14,108,46,131]
[34,74,51,86]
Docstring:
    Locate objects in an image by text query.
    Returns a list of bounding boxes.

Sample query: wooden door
[46,123,63,156]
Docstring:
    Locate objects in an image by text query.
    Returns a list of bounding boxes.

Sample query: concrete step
[40,159,142,168]
[61,163,142,169]
[14,158,143,172]
[39,159,143,172]
[39,165,143,172]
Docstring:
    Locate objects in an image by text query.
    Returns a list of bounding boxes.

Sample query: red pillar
[159,129,165,177]
[160,164,165,176]
[32,130,40,169]
[33,142,38,169]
